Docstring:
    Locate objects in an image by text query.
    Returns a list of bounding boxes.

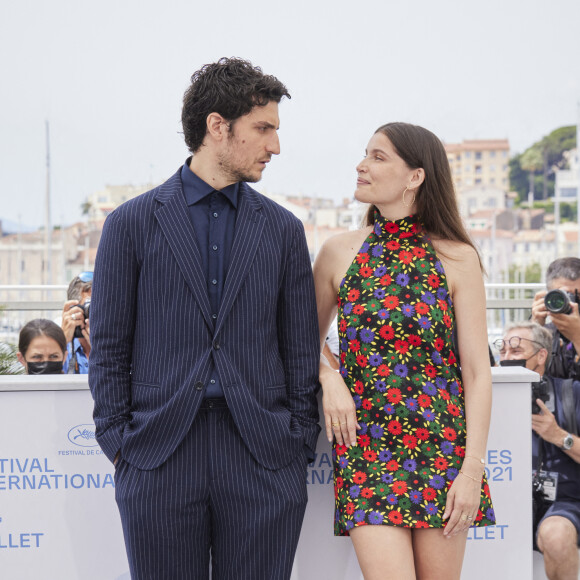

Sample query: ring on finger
[461,514,468,521]
[331,422,340,427]
[466,515,473,520]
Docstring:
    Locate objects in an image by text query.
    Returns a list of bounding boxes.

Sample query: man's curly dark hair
[182,57,291,154]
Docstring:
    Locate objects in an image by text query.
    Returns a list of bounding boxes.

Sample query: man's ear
[537,348,549,367]
[206,113,230,142]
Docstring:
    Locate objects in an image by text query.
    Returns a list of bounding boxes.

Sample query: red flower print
[412,247,426,258]
[416,428,430,440]
[422,487,436,501]
[388,510,403,524]
[439,389,450,401]
[336,476,344,488]
[388,419,403,435]
[347,288,360,301]
[443,314,452,328]
[386,240,400,251]
[386,222,399,234]
[417,394,431,407]
[392,480,408,495]
[380,274,393,286]
[415,521,429,528]
[399,250,413,264]
[353,304,365,315]
[335,444,348,455]
[408,334,421,347]
[386,459,399,471]
[448,351,457,365]
[362,398,372,410]
[438,299,448,311]
[358,434,370,447]
[363,450,377,462]
[359,266,373,278]
[339,319,347,332]
[403,434,418,449]
[346,502,355,515]
[434,457,448,470]
[455,446,466,458]
[425,364,437,378]
[447,404,460,416]
[377,364,391,377]
[349,339,360,352]
[427,273,440,288]
[434,338,444,351]
[443,427,457,441]
[356,252,370,264]
[383,295,400,310]
[387,388,402,404]
[361,487,374,498]
[415,302,429,315]
[356,355,368,368]
[353,471,368,485]
[354,381,364,395]
[379,325,395,340]
[395,340,409,355]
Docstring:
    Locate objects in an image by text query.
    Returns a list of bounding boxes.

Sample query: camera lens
[544,289,572,314]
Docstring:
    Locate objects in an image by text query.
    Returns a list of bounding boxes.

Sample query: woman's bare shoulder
[319,227,373,257]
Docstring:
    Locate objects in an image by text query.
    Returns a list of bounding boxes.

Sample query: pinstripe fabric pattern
[116,407,307,580]
[88,167,320,577]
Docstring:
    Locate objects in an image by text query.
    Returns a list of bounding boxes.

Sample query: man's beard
[216,132,266,184]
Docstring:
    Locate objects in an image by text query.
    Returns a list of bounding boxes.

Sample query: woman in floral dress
[314,123,494,579]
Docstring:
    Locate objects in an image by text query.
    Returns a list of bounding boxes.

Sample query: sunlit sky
[1,0,579,230]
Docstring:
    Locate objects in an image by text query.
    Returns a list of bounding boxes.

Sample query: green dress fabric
[333,212,495,536]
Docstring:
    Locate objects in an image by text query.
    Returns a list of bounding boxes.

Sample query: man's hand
[531,290,549,326]
[532,399,567,445]
[550,302,580,346]
[61,299,83,343]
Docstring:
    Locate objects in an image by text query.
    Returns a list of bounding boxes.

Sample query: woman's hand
[442,467,483,538]
[320,367,359,447]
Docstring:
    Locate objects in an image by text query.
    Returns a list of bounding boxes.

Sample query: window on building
[475,178,482,185]
[475,165,482,174]
[490,151,496,158]
[490,178,496,184]
[475,152,482,160]
[465,152,471,158]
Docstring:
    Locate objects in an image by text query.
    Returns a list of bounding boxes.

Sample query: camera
[544,288,579,315]
[532,377,550,414]
[70,300,90,338]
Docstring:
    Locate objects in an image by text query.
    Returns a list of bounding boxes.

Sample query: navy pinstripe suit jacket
[88,168,320,471]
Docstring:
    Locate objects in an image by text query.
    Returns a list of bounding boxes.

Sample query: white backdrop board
[1,368,536,579]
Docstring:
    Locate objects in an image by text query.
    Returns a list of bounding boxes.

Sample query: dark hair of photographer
[181,57,291,155]
[17,319,67,375]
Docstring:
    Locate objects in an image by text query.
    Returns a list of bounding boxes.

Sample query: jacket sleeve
[277,220,321,460]
[88,209,139,463]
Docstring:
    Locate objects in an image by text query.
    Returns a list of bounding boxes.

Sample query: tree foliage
[509,125,576,202]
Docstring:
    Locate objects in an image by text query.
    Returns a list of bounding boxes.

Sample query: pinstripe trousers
[115,404,309,579]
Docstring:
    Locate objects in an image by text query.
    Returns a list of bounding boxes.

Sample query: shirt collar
[181,157,239,208]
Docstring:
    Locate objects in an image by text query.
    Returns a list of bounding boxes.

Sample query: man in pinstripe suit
[89,58,320,579]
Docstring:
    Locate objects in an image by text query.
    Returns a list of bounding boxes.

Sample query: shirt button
[194,381,203,391]
[211,279,217,285]
[212,313,217,319]
[213,212,218,218]
[212,244,218,251]
[213,340,221,350]
[210,379,216,384]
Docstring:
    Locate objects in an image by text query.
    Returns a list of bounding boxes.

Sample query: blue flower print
[370,424,384,438]
[375,379,387,392]
[441,441,453,455]
[354,510,366,522]
[405,398,418,411]
[422,409,435,422]
[369,353,383,366]
[402,304,415,317]
[403,459,417,471]
[387,494,398,505]
[394,364,408,377]
[429,474,445,489]
[418,316,431,329]
[423,382,437,395]
[396,273,410,286]
[377,309,390,319]
[374,265,387,277]
[346,327,357,340]
[410,490,422,504]
[378,449,392,462]
[369,511,384,524]
[421,291,435,304]
[374,288,386,300]
[372,244,384,257]
[343,302,353,315]
[360,328,375,342]
[425,503,438,515]
[350,485,361,498]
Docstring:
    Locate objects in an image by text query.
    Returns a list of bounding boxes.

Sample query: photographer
[531,257,580,380]
[497,321,580,580]
[60,271,92,374]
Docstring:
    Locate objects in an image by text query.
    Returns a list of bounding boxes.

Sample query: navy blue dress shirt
[181,159,239,398]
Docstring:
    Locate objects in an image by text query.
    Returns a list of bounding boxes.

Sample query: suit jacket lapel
[216,184,264,332]
[154,171,214,329]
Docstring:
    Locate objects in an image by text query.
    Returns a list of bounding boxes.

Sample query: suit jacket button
[213,341,220,350]
[194,381,204,391]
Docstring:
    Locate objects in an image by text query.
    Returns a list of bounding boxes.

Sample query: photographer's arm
[532,399,580,463]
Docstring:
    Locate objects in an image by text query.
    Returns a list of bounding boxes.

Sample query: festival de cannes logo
[67,424,99,448]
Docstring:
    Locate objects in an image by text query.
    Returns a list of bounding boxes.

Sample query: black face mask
[499,359,527,367]
[26,361,64,375]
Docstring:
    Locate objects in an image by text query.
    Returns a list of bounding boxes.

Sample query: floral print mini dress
[333,212,495,535]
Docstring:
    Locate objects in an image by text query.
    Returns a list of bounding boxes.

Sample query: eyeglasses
[77,271,93,283]
[493,336,545,354]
